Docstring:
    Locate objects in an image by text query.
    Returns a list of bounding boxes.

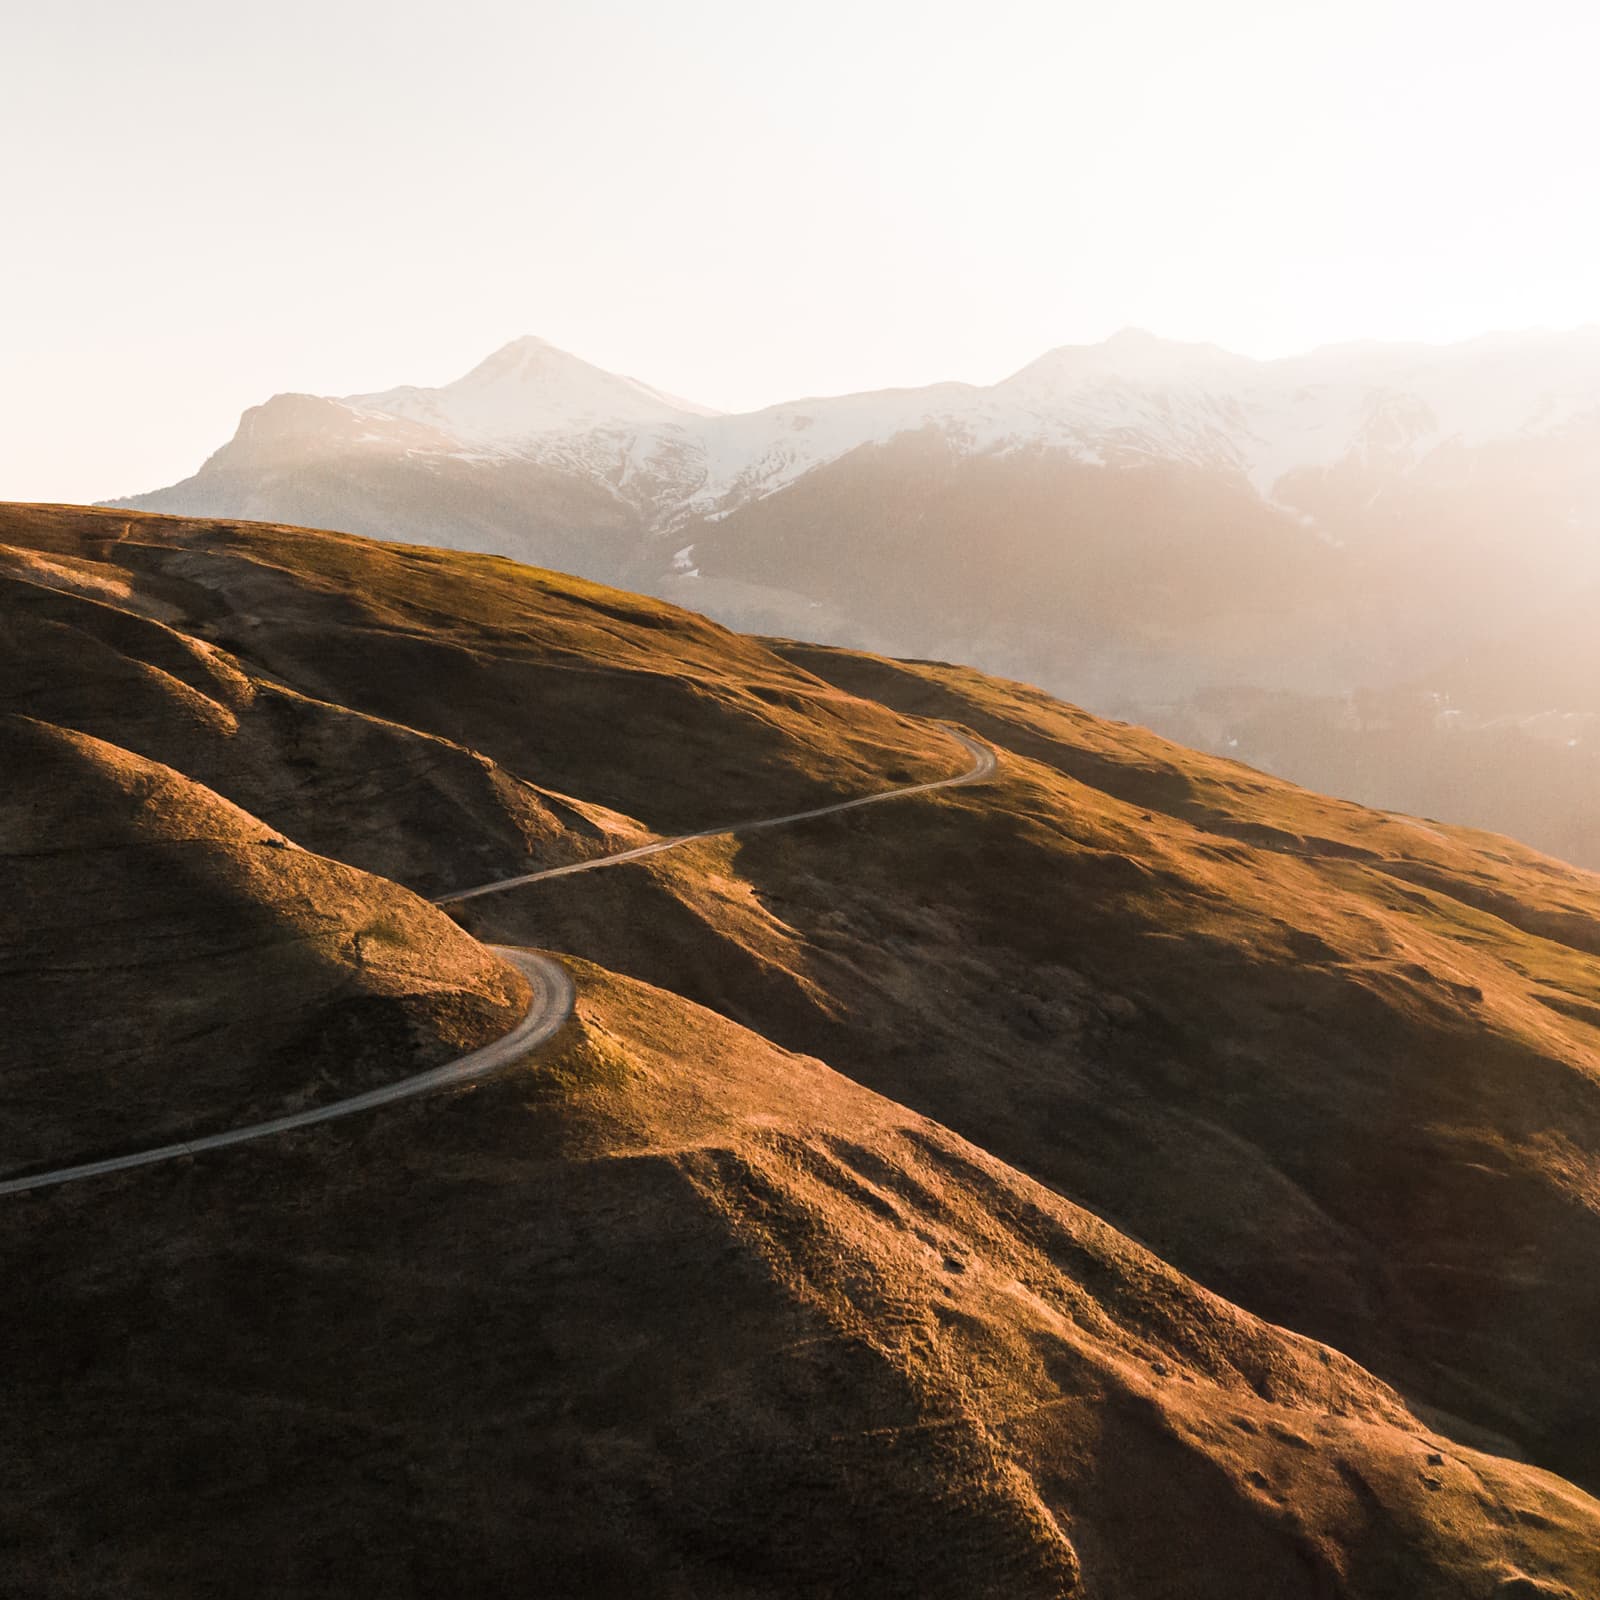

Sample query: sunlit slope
[0,715,528,1177]
[462,637,1600,1492]
[6,965,1596,1598]
[0,503,955,842]
[0,531,641,897]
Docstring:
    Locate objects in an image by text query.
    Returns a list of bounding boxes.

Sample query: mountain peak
[459,335,590,382]
[489,333,559,355]
[999,329,1250,393]
[1103,325,1173,349]
[349,337,719,445]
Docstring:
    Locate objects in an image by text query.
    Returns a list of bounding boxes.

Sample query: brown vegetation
[3,503,1598,1596]
[0,715,528,1177]
[5,965,1596,1596]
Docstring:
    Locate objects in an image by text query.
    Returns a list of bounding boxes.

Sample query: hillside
[4,503,1599,1596]
[9,961,1598,1598]
[1,504,951,855]
[0,714,530,1179]
[460,635,1600,1495]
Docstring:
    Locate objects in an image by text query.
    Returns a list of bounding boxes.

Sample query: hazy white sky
[5,0,1598,501]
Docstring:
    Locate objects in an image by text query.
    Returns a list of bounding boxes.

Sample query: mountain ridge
[124,325,1600,535]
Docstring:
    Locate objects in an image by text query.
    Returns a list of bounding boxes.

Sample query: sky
[5,0,1599,502]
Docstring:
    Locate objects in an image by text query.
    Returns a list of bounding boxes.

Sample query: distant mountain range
[120,327,1600,864]
[127,327,1600,534]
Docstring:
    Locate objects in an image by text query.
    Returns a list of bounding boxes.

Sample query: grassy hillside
[4,502,1599,1596]
[6,964,1596,1597]
[0,715,528,1177]
[3,503,954,840]
[456,636,1600,1493]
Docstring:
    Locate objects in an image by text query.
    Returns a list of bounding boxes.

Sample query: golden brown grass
[6,962,1596,1597]
[7,503,1600,1595]
[0,714,528,1175]
[0,503,954,833]
[464,637,1600,1494]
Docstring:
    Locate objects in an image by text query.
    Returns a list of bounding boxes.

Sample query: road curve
[2,726,992,1197]
[0,951,575,1198]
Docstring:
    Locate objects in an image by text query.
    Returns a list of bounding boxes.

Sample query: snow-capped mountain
[139,326,1600,543]
[350,334,720,447]
[982,327,1600,495]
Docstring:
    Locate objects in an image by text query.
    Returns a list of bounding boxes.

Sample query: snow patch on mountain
[349,335,720,448]
[186,327,1600,536]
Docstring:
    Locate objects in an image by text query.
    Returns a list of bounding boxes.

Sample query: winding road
[0,728,994,1198]
[433,729,996,905]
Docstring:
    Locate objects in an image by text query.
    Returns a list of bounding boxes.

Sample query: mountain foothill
[4,501,1599,1597]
